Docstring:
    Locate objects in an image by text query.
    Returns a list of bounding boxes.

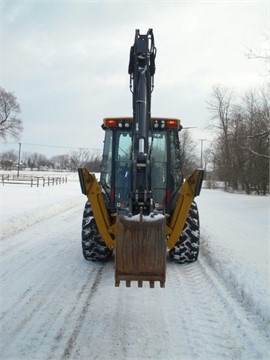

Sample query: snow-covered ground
[0,171,269,359]
[1,171,84,238]
[197,189,270,324]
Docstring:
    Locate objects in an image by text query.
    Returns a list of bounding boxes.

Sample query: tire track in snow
[197,255,269,357]
[173,257,268,359]
[60,258,269,360]
[0,205,82,324]
[0,205,86,359]
[16,263,105,360]
[166,262,225,359]
[1,202,269,360]
[200,232,270,328]
[47,264,105,360]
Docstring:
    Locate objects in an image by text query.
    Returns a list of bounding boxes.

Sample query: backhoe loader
[78,29,204,287]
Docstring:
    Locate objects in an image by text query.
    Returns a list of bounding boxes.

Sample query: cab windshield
[100,129,168,209]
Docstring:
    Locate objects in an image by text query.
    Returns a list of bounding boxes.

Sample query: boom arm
[128,29,156,214]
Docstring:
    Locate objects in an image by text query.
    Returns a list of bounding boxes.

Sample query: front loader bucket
[115,214,166,288]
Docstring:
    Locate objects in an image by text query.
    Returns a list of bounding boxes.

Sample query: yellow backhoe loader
[78,29,204,287]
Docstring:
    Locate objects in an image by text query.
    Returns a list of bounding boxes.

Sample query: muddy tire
[169,201,200,263]
[81,202,113,261]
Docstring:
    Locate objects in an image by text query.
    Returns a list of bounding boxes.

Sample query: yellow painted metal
[79,167,203,252]
[80,168,115,249]
[166,169,203,249]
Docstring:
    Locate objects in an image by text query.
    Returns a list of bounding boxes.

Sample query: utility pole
[17,142,21,178]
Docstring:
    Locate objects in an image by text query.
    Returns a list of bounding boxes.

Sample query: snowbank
[197,189,270,326]
[1,171,84,238]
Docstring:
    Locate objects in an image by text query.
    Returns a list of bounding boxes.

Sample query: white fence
[1,174,68,187]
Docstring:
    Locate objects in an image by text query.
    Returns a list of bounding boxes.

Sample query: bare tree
[0,149,18,170]
[207,85,234,189]
[23,151,51,170]
[246,31,270,78]
[240,89,269,157]
[207,85,269,194]
[0,87,23,140]
[179,130,199,176]
[86,154,102,172]
[239,89,269,194]
[50,154,70,170]
[70,148,101,171]
[69,149,90,170]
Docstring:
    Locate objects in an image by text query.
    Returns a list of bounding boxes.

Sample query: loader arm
[166,169,204,249]
[78,168,116,249]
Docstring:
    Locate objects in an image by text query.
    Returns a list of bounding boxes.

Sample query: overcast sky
[1,0,268,157]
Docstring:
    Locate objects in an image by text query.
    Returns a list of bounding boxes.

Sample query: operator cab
[100,117,183,214]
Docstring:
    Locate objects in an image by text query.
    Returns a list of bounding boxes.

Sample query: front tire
[169,201,200,263]
[81,202,112,261]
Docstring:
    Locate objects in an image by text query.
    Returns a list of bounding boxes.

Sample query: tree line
[207,85,269,194]
[0,148,102,172]
[1,78,269,194]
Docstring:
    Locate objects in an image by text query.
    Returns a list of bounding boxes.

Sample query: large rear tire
[169,201,200,263]
[81,202,113,261]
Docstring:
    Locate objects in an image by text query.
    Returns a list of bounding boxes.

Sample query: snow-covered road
[1,175,269,359]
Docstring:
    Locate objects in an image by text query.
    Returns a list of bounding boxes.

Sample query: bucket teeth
[115,280,165,288]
